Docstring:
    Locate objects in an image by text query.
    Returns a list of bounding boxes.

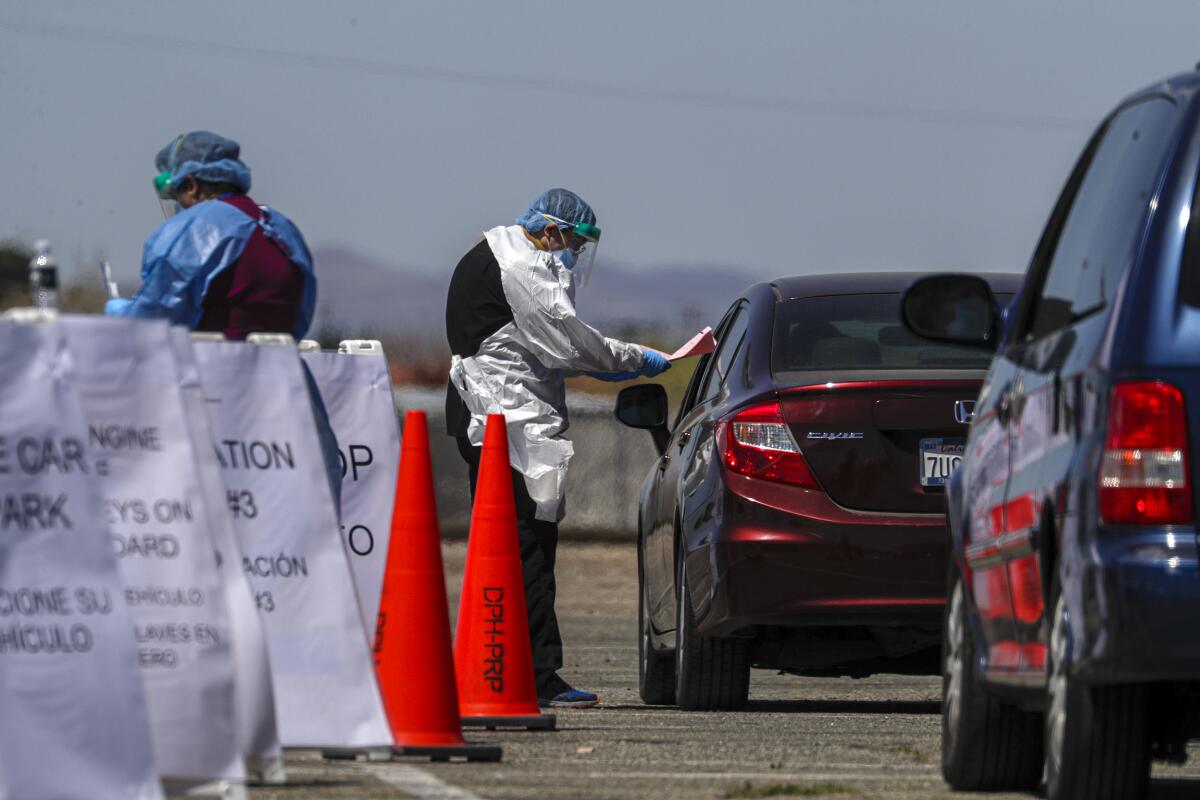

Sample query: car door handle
[676,430,692,450]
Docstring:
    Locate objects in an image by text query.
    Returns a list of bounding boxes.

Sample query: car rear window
[772,292,998,373]
[1180,154,1200,307]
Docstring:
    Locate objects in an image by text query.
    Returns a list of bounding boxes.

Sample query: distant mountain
[310,244,756,337]
[309,245,449,334]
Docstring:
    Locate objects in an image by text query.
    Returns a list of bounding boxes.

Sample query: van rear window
[772,293,997,373]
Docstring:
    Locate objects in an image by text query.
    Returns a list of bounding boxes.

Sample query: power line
[0,17,1091,132]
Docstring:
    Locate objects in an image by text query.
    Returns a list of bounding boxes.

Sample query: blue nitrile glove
[587,370,640,382]
[104,297,133,316]
[639,348,671,377]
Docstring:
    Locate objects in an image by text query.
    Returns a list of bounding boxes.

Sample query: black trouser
[456,436,562,691]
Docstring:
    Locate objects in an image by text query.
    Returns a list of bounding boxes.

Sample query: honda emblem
[954,400,975,425]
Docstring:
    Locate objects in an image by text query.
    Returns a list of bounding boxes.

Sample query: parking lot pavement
[243,541,1200,800]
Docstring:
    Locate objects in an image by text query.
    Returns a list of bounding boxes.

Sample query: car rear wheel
[1044,581,1151,800]
[941,571,1042,790]
[674,555,749,711]
[638,546,676,705]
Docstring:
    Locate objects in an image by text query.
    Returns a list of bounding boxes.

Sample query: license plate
[920,438,965,487]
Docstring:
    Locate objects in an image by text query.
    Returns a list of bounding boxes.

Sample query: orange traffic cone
[454,414,556,730]
[373,410,502,760]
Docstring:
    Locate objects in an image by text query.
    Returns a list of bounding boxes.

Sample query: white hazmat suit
[449,225,646,521]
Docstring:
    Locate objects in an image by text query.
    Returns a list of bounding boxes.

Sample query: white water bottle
[29,239,59,309]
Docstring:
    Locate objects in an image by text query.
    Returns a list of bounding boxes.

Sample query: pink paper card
[668,327,716,361]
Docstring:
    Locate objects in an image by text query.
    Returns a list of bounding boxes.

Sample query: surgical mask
[540,227,577,268]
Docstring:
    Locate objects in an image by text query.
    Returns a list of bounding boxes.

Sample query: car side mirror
[615,384,670,455]
[901,274,999,349]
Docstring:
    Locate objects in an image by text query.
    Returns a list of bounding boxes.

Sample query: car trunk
[776,372,984,514]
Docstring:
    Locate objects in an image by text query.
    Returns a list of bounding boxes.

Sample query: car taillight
[1099,381,1193,525]
[721,401,820,489]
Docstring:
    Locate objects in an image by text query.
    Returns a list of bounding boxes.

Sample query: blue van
[902,68,1200,799]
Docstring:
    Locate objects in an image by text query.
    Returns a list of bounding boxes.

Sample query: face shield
[153,170,181,218]
[541,214,602,286]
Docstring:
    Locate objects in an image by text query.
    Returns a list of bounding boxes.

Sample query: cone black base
[320,747,392,762]
[394,743,503,762]
[322,744,503,763]
[461,713,556,731]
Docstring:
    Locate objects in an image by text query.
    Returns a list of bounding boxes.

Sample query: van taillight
[1099,381,1193,525]
[721,401,820,489]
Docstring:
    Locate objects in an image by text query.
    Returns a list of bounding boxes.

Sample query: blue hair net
[516,188,596,233]
[156,131,252,193]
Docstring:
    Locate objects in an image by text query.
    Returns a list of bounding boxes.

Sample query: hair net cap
[156,130,252,193]
[516,188,596,233]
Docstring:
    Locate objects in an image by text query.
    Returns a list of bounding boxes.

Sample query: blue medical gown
[106,199,316,339]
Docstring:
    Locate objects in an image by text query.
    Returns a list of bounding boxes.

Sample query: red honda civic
[616,271,1019,709]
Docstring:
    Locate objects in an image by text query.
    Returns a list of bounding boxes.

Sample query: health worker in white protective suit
[445,188,670,708]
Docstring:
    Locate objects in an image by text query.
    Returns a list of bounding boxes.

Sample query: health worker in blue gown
[105,130,316,341]
[106,130,341,508]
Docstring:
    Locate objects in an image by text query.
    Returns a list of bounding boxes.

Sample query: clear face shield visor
[153,170,181,219]
[541,214,602,286]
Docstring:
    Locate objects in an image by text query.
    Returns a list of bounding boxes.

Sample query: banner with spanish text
[301,342,400,640]
[63,315,243,784]
[0,316,162,800]
[170,327,285,779]
[193,338,390,748]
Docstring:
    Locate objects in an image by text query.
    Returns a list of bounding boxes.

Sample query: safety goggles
[153,170,182,219]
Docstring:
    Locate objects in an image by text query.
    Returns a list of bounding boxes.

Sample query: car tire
[674,554,749,711]
[941,570,1042,790]
[638,545,676,705]
[1044,578,1151,800]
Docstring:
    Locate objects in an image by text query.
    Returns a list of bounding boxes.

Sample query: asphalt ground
[239,541,1200,800]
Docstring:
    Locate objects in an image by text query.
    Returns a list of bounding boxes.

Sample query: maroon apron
[195,195,304,340]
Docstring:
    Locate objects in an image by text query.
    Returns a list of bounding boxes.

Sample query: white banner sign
[193,339,390,748]
[170,328,285,780]
[0,317,162,800]
[62,315,243,784]
[301,343,400,639]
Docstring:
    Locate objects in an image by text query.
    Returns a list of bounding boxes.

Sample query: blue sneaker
[537,676,599,708]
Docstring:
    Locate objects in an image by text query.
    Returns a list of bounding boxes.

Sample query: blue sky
[2,1,1199,286]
